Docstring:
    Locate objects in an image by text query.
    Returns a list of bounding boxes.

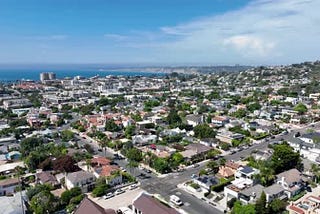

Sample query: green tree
[247,102,262,112]
[60,187,82,205]
[193,124,216,139]
[30,190,58,214]
[232,109,247,118]
[20,137,45,157]
[105,119,121,132]
[152,157,170,174]
[126,148,143,162]
[167,109,182,126]
[232,201,256,214]
[125,125,136,138]
[170,152,184,168]
[294,103,308,115]
[311,163,320,183]
[61,130,74,142]
[207,160,219,173]
[255,167,275,187]
[255,191,267,214]
[271,143,302,173]
[267,198,287,214]
[92,178,109,197]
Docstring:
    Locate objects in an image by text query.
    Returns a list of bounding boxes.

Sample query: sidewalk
[177,182,226,213]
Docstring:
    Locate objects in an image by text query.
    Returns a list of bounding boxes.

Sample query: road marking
[184,202,190,206]
[176,191,181,195]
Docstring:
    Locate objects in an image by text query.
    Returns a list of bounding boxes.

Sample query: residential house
[238,184,264,204]
[300,132,320,144]
[288,136,320,162]
[90,157,122,186]
[216,131,244,144]
[0,178,19,196]
[199,138,219,147]
[287,195,320,214]
[276,168,305,198]
[193,175,219,191]
[132,135,157,146]
[132,192,180,214]
[186,114,205,127]
[74,197,116,214]
[235,166,260,180]
[264,183,286,202]
[218,161,240,179]
[140,144,176,159]
[180,143,212,162]
[36,171,59,187]
[3,98,32,110]
[65,171,96,193]
[211,116,229,127]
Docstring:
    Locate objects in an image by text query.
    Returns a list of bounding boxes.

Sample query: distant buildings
[40,72,56,82]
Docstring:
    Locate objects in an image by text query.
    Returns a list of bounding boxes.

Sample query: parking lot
[89,187,143,211]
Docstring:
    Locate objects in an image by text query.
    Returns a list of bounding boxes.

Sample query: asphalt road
[66,120,320,214]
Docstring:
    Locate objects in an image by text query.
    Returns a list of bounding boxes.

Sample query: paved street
[67,121,320,214]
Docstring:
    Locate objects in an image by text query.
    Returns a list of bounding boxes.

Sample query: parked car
[170,195,183,206]
[103,192,114,200]
[143,168,152,173]
[129,184,138,190]
[191,174,198,179]
[193,163,200,168]
[114,188,125,195]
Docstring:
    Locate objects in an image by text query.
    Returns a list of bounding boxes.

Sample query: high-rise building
[48,72,56,80]
[40,72,49,82]
[40,72,56,82]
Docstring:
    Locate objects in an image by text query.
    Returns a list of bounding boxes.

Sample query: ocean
[0,69,166,82]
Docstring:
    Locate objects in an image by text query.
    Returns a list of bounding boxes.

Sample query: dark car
[306,186,312,192]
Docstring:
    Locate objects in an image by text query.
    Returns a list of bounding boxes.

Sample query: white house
[65,171,96,193]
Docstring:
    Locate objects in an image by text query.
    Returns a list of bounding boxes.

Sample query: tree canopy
[194,124,216,139]
[271,143,302,173]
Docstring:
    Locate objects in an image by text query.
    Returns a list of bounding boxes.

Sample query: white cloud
[223,35,275,57]
[108,0,320,64]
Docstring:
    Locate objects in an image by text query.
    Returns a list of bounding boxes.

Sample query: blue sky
[0,0,319,65]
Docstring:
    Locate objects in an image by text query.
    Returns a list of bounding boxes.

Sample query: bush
[211,178,234,192]
[290,191,306,201]
[190,182,200,189]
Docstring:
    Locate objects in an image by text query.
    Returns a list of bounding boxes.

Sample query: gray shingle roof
[66,171,95,184]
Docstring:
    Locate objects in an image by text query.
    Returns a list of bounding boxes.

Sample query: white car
[114,188,125,195]
[103,192,114,200]
[170,195,183,206]
[129,184,138,190]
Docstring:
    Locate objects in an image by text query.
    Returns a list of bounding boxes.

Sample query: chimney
[281,176,285,185]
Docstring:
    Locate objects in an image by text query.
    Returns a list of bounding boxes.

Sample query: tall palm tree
[127,161,138,176]
[85,159,91,171]
[100,137,109,156]
[311,163,320,183]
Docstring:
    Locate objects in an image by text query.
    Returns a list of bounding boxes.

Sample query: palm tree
[100,137,109,156]
[85,159,91,171]
[311,163,320,183]
[207,160,219,173]
[256,167,275,186]
[127,161,138,176]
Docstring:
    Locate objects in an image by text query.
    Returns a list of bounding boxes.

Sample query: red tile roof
[99,165,119,177]
[288,205,305,214]
[91,157,111,166]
